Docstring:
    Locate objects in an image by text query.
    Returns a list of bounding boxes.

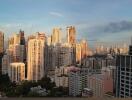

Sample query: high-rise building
[2,52,10,75]
[0,31,4,54]
[12,34,20,45]
[9,62,25,83]
[0,31,4,74]
[51,28,61,45]
[46,43,75,71]
[7,32,26,63]
[129,37,132,55]
[67,26,76,45]
[19,30,26,62]
[46,45,57,72]
[68,67,81,96]
[8,30,25,46]
[56,44,73,67]
[81,39,88,59]
[68,67,89,96]
[13,44,25,62]
[76,43,82,63]
[76,39,89,64]
[115,43,132,97]
[19,29,25,45]
[27,38,45,81]
[47,36,52,46]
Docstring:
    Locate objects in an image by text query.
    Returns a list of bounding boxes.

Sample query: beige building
[9,62,25,83]
[0,31,4,54]
[81,39,88,59]
[47,36,52,46]
[67,26,76,45]
[51,28,61,45]
[76,39,89,63]
[7,33,26,62]
[27,38,45,81]
[8,34,20,47]
[76,43,82,63]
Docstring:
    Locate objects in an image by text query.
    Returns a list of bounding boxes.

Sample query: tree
[38,76,56,90]
[15,80,38,97]
[0,74,11,92]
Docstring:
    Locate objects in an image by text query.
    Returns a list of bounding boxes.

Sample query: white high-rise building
[68,67,89,96]
[69,70,82,96]
[9,62,25,83]
[27,38,45,81]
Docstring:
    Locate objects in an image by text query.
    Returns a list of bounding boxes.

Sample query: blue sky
[0,0,132,46]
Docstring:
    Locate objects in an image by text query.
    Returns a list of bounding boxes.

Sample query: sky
[0,0,132,46]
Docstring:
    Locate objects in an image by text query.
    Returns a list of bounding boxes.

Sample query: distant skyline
[0,0,132,46]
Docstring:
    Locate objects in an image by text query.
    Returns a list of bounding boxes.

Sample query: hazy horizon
[0,0,132,46]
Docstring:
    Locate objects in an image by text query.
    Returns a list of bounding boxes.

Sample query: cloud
[90,20,132,33]
[75,20,132,46]
[49,11,63,17]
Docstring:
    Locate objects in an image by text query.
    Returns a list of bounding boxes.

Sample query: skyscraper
[75,40,89,64]
[81,39,88,59]
[2,51,10,75]
[0,31,4,74]
[0,31,4,54]
[19,29,25,45]
[129,37,132,55]
[27,37,45,81]
[76,43,82,63]
[67,26,76,45]
[51,28,61,45]
[68,67,89,96]
[47,36,52,46]
[7,32,26,62]
[115,42,132,97]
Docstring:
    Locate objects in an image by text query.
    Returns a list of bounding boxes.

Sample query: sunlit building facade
[52,28,61,45]
[76,43,82,63]
[9,62,25,83]
[0,31,4,74]
[0,31,4,54]
[27,38,45,81]
[67,26,76,45]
